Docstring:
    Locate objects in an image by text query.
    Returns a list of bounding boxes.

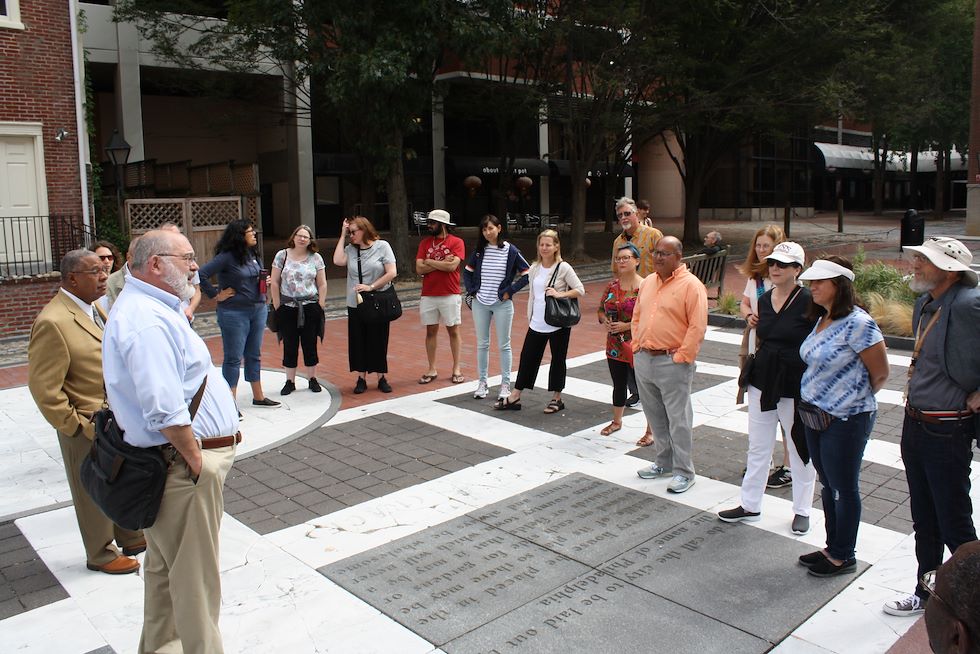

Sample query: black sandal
[494,397,522,411]
[544,399,565,414]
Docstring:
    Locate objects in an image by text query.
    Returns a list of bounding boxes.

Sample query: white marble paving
[1,338,939,653]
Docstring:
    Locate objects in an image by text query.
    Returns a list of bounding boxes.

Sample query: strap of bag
[356,249,363,285]
[904,306,942,402]
[188,376,208,420]
[547,261,562,288]
[748,277,762,354]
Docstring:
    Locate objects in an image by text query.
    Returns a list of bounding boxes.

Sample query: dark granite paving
[566,358,731,395]
[323,474,860,652]
[437,389,611,436]
[224,413,513,534]
[0,521,68,620]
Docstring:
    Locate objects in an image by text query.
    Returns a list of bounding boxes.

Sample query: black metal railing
[0,215,98,278]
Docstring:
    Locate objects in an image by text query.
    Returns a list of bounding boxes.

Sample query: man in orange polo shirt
[631,236,708,493]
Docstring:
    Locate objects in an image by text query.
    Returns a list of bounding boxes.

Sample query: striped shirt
[800,307,884,418]
[476,245,510,306]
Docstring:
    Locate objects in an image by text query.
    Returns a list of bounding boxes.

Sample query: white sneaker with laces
[667,475,696,493]
[882,594,924,617]
[473,380,489,399]
[497,382,511,400]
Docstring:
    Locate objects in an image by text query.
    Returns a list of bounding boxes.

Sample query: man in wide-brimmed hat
[884,237,979,618]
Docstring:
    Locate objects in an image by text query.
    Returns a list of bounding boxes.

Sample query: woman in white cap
[795,255,889,577]
[718,242,818,536]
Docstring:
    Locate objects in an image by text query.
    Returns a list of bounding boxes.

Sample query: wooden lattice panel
[243,196,259,223]
[189,168,209,195]
[190,198,241,228]
[209,164,233,194]
[127,200,186,234]
[232,164,258,194]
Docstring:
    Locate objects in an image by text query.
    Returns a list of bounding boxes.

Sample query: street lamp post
[104,130,132,232]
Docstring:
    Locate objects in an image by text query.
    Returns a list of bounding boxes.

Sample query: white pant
[741,386,816,517]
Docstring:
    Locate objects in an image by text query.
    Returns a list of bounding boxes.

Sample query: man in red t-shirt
[416,209,466,384]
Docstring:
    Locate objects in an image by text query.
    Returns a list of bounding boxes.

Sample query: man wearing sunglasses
[610,196,663,278]
[924,540,980,654]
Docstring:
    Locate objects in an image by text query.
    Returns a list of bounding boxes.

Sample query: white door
[0,135,48,269]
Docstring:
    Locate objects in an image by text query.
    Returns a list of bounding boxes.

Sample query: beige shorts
[420,295,462,326]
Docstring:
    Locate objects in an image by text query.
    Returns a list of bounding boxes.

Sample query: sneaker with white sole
[767,466,792,488]
[718,506,761,523]
[473,381,488,399]
[791,514,810,535]
[637,465,672,480]
[667,475,696,493]
[882,594,925,617]
[497,382,511,400]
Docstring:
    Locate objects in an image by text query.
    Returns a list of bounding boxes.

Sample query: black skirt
[347,306,390,373]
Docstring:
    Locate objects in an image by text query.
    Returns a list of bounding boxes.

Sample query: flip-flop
[451,374,465,384]
[636,430,654,447]
[600,421,622,436]
[418,373,438,384]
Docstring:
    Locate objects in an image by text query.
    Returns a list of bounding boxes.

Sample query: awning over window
[448,156,551,177]
[813,143,967,173]
[547,160,633,178]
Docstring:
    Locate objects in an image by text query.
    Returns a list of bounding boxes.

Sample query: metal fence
[0,215,96,278]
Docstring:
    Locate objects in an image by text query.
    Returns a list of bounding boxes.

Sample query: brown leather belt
[906,407,973,424]
[640,348,676,356]
[160,431,242,452]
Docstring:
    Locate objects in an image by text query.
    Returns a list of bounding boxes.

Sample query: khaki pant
[139,445,235,654]
[57,431,143,566]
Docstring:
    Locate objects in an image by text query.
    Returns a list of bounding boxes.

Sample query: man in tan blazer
[28,248,143,574]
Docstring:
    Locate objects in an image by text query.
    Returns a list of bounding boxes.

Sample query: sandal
[636,428,654,447]
[600,421,622,436]
[544,399,565,414]
[494,397,522,411]
[451,373,465,384]
[418,373,438,384]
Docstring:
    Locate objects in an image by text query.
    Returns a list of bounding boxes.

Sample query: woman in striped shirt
[462,215,530,402]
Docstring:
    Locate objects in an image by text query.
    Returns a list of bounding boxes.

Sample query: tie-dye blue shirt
[800,307,884,418]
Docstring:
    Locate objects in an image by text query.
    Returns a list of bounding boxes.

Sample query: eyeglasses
[614,256,636,262]
[98,254,114,261]
[616,210,634,218]
[156,253,197,262]
[652,250,678,258]
[768,260,797,269]
[294,234,311,240]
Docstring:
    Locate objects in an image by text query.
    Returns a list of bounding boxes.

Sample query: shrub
[715,291,740,316]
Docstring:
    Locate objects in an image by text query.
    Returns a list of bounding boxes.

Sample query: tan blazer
[28,291,106,440]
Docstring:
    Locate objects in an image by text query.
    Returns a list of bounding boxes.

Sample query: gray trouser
[634,350,696,478]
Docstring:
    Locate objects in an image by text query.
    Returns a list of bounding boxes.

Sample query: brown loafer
[87,555,140,575]
[121,539,146,556]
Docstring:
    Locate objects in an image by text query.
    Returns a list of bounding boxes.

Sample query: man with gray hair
[699,231,725,255]
[611,197,662,277]
[28,249,144,575]
[883,237,979,618]
[104,230,239,652]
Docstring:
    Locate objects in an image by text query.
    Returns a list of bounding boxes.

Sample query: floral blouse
[273,250,325,305]
[601,279,639,364]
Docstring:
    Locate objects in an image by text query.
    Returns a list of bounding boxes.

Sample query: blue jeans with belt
[901,414,977,599]
[216,303,267,389]
[805,411,875,562]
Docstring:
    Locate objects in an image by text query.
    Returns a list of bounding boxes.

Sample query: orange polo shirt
[630,263,708,364]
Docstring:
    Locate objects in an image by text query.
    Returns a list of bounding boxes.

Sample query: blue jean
[805,411,874,561]
[471,298,514,385]
[901,415,977,599]
[216,303,267,389]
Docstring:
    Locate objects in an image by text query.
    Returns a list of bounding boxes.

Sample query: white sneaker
[667,475,696,493]
[473,381,489,399]
[497,383,511,400]
[882,594,925,617]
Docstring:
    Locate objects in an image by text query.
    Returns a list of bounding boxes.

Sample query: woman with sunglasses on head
[597,243,645,437]
[333,216,397,394]
[497,229,583,413]
[795,255,889,577]
[270,224,327,395]
[462,214,530,402]
[199,220,280,408]
[718,242,818,536]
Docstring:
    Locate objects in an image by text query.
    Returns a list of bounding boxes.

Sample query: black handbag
[266,303,279,332]
[356,250,402,323]
[543,263,581,328]
[81,379,207,531]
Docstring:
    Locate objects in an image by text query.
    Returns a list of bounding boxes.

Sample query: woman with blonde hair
[497,229,584,413]
[333,216,397,394]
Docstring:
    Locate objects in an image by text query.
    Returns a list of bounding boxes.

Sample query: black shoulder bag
[81,378,208,531]
[543,262,581,328]
[356,248,402,323]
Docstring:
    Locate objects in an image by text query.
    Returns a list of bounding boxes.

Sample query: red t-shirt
[417,234,465,296]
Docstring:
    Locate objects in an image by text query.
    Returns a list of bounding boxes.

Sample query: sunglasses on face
[98,254,114,261]
[617,210,634,218]
[767,260,797,269]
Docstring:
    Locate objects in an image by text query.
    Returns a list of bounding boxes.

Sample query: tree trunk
[682,175,702,247]
[909,143,919,209]
[568,179,588,259]
[385,145,413,278]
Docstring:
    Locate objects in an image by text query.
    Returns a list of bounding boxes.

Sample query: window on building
[0,0,24,30]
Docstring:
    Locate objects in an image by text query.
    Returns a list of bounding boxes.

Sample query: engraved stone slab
[320,515,590,645]
[599,512,869,642]
[436,390,610,436]
[444,570,767,654]
[470,473,698,566]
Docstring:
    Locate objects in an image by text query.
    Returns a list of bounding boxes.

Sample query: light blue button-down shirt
[103,275,238,447]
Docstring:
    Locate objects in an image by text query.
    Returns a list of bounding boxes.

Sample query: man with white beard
[882,237,979,618]
[104,229,239,653]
